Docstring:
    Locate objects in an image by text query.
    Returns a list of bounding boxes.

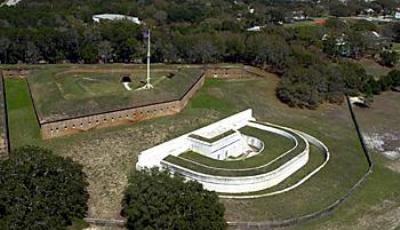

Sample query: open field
[3,64,400,229]
[292,91,400,229]
[354,91,400,172]
[26,65,203,123]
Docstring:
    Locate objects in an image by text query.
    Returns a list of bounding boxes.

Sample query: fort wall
[39,65,268,139]
[41,71,205,139]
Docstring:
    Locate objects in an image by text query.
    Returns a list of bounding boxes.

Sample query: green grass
[164,127,307,176]
[188,129,236,143]
[27,65,203,122]
[188,79,235,114]
[5,78,41,148]
[4,64,398,228]
[295,157,400,230]
[220,144,326,196]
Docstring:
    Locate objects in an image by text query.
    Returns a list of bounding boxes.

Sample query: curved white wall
[162,144,309,193]
[160,123,310,194]
[136,109,329,195]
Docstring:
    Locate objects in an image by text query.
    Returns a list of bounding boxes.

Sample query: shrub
[0,146,89,229]
[122,169,226,230]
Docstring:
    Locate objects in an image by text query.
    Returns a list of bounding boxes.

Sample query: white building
[136,109,255,169]
[92,14,141,25]
[189,129,251,160]
[246,26,263,32]
[395,12,400,20]
[0,0,22,7]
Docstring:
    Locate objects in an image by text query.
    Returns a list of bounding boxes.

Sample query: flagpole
[144,29,153,89]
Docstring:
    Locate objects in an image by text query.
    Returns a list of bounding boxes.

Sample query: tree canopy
[121,169,226,230]
[0,0,399,108]
[0,146,89,230]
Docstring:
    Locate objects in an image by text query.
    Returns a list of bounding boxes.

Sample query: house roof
[92,14,141,25]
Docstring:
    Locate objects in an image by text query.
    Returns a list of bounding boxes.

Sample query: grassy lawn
[283,18,326,29]
[4,64,399,229]
[5,78,41,148]
[27,65,203,122]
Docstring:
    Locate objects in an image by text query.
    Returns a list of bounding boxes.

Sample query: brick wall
[41,72,205,139]
[205,67,246,79]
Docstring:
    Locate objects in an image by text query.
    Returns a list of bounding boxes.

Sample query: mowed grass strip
[220,144,326,196]
[5,78,41,149]
[179,127,294,169]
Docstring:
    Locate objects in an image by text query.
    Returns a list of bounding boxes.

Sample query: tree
[0,146,89,229]
[389,69,400,86]
[277,65,325,109]
[328,0,352,17]
[122,169,226,230]
[381,69,400,90]
[97,40,114,63]
[80,42,98,64]
[378,49,399,67]
[0,37,11,64]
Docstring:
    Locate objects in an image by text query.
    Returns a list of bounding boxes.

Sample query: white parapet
[136,109,254,169]
[135,109,330,195]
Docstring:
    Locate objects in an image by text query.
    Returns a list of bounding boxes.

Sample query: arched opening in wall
[166,73,175,79]
[120,75,132,83]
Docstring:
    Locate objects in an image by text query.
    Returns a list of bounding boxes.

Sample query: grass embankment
[27,65,203,122]
[164,125,306,177]
[5,78,41,148]
[220,144,326,196]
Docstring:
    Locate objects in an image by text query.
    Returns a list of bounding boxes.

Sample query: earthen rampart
[41,71,205,139]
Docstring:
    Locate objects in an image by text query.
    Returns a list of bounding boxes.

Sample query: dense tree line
[122,169,226,229]
[0,146,89,229]
[1,0,399,108]
[0,0,324,64]
[325,0,400,17]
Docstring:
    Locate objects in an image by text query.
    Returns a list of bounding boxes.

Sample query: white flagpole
[144,29,153,89]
